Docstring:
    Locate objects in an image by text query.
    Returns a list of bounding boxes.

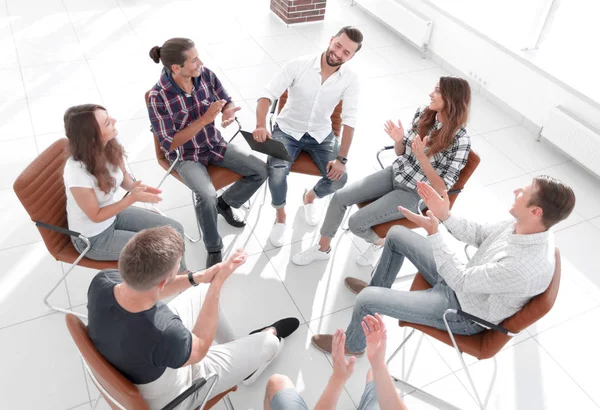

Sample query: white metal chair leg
[341,204,353,231]
[43,237,91,320]
[386,328,416,365]
[443,310,496,409]
[223,394,235,410]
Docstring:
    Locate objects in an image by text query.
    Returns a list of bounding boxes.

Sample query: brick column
[270,0,327,25]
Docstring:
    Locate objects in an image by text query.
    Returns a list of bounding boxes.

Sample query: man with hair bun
[148,38,268,268]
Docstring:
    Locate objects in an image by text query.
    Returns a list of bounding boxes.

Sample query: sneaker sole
[311,338,364,357]
[344,280,361,295]
[292,255,330,266]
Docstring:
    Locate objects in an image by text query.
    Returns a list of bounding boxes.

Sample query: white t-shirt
[63,157,124,237]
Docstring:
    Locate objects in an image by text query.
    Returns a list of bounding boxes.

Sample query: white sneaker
[269,223,286,248]
[356,244,382,267]
[242,338,284,385]
[303,190,319,226]
[292,244,331,266]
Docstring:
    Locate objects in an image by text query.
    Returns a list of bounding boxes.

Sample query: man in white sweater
[311,175,576,355]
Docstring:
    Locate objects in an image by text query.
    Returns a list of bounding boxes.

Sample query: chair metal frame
[83,354,233,410]
[385,247,525,410]
[36,221,94,320]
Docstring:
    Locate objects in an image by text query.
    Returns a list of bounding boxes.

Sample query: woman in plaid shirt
[293,76,472,267]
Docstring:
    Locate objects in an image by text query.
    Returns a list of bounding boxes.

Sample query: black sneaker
[249,317,300,340]
[206,251,222,268]
[217,197,246,228]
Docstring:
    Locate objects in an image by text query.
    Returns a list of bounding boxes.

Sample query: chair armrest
[161,377,207,410]
[227,117,243,143]
[35,221,84,239]
[269,99,279,132]
[453,309,518,337]
[376,145,395,169]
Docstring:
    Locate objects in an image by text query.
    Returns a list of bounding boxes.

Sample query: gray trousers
[320,166,422,243]
[72,206,187,271]
[175,144,268,252]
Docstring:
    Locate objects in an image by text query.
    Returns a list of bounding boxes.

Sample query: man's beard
[325,50,343,67]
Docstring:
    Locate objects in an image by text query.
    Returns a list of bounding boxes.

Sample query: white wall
[400,0,600,131]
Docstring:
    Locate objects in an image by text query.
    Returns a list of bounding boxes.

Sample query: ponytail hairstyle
[149,38,195,74]
[417,76,471,156]
[64,104,124,194]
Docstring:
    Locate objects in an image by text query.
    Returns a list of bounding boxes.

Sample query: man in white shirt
[311,175,576,355]
[252,26,362,247]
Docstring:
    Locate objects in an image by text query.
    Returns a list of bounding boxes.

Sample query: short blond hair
[118,226,184,291]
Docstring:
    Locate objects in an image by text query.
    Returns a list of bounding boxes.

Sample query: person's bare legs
[276,207,286,224]
[304,189,317,205]
[264,374,296,410]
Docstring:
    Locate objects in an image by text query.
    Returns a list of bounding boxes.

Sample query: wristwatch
[336,155,348,164]
[188,271,199,287]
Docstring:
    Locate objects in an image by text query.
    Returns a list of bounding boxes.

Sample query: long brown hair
[64,104,124,194]
[417,76,471,156]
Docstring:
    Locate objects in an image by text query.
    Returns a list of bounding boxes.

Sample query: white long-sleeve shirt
[428,215,555,324]
[260,54,359,143]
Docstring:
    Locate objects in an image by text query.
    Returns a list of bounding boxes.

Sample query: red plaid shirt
[147,67,233,164]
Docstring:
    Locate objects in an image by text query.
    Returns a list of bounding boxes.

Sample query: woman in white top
[63,104,188,271]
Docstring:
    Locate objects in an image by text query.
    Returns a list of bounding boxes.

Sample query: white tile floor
[0,0,599,409]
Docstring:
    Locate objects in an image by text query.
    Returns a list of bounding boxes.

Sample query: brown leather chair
[145,91,243,242]
[388,248,562,409]
[269,90,343,176]
[356,149,481,238]
[65,314,236,410]
[13,138,118,319]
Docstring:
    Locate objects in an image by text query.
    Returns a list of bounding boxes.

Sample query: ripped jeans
[267,124,347,208]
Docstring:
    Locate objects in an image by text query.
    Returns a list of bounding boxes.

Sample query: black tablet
[241,130,293,162]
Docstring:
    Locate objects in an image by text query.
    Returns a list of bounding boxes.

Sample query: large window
[424,0,600,104]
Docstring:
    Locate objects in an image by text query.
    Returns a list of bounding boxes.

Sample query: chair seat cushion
[290,152,321,176]
[156,158,242,191]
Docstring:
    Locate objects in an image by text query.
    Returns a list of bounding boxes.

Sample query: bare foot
[275,208,286,224]
[304,189,316,205]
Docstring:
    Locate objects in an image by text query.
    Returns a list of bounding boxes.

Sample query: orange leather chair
[269,90,343,176]
[145,91,243,242]
[355,149,481,238]
[13,138,118,320]
[66,314,237,410]
[387,248,562,409]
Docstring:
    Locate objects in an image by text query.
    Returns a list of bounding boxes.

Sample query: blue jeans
[270,381,380,410]
[268,124,348,208]
[320,166,422,243]
[345,226,484,353]
[71,206,187,271]
[175,143,268,252]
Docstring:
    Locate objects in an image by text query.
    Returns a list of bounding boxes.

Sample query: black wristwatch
[188,271,199,287]
[336,155,348,164]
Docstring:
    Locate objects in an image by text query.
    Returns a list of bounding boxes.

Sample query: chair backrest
[13,138,72,259]
[447,149,480,207]
[65,314,149,410]
[479,248,561,357]
[145,91,173,173]
[277,90,343,137]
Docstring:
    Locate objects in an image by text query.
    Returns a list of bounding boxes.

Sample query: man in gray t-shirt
[87,226,299,410]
